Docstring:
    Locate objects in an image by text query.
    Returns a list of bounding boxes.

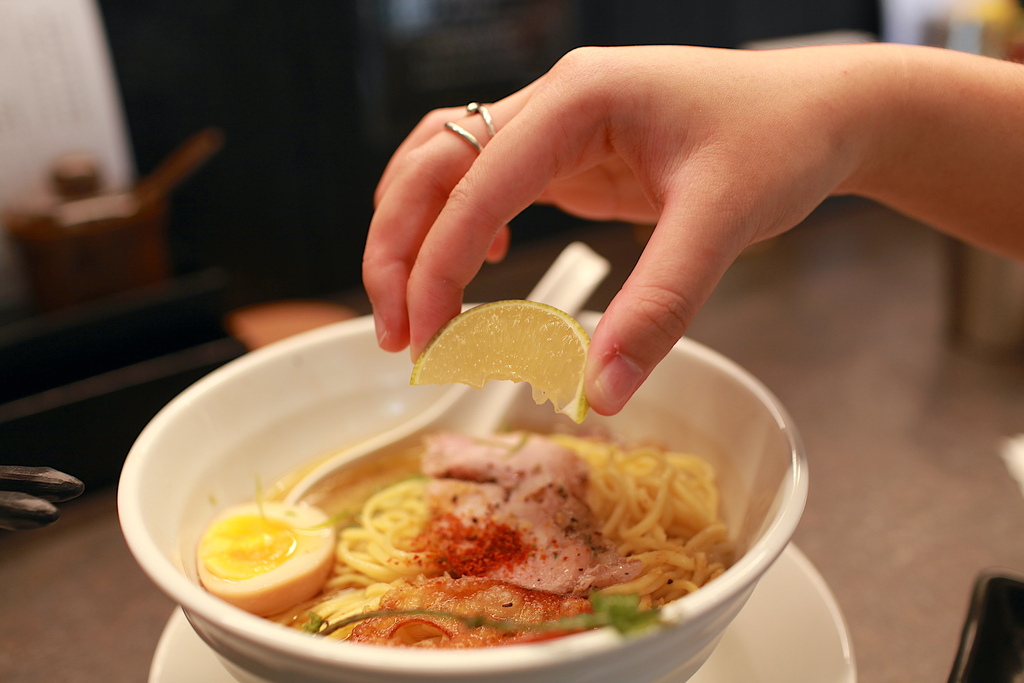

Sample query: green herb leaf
[588,593,663,634]
[303,612,326,634]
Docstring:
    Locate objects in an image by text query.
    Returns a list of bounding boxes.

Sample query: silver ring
[466,102,496,138]
[443,122,481,152]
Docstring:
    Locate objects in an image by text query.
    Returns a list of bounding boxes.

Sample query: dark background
[99,0,880,307]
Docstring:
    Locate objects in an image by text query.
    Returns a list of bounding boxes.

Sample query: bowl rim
[118,311,807,675]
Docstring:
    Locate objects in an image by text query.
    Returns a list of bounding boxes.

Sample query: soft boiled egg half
[197,501,336,616]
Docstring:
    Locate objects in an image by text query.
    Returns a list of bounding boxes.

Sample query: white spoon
[284,241,610,503]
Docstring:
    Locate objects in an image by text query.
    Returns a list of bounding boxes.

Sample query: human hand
[365,43,1022,415]
[365,44,883,414]
[0,466,84,531]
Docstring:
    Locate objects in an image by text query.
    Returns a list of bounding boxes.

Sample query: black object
[0,269,245,490]
[97,1,578,308]
[0,466,85,531]
[0,269,229,404]
[0,492,60,531]
[0,465,85,501]
[949,569,1024,682]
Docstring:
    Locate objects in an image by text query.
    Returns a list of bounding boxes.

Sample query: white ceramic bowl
[119,311,807,683]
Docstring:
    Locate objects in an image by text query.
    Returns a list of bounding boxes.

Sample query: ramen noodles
[197,430,733,647]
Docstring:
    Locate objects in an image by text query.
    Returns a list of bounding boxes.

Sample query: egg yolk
[199,514,299,581]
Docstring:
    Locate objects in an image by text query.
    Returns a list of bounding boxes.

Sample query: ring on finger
[442,102,495,153]
[443,122,481,152]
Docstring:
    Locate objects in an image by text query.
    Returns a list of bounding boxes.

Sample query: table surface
[3,199,1023,683]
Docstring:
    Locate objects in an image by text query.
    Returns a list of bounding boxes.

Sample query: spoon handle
[527,241,611,313]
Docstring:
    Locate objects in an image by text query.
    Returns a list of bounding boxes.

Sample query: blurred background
[96,0,880,309]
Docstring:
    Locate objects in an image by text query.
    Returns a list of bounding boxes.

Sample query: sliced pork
[417,432,641,596]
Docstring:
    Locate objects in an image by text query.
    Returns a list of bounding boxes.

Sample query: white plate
[685,544,855,683]
[149,544,855,683]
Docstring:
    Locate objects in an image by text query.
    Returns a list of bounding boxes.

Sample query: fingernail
[374,315,389,348]
[593,352,643,414]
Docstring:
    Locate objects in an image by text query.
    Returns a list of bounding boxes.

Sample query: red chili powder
[414,512,531,576]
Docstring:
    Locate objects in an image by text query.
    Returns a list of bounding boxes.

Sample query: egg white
[197,501,336,617]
